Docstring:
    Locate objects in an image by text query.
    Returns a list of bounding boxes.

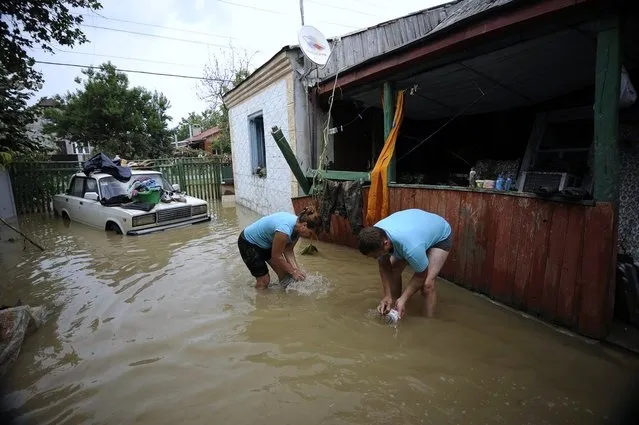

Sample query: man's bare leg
[255,273,270,289]
[421,248,449,317]
[390,257,407,300]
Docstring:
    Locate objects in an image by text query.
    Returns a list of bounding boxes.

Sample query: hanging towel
[365,90,406,226]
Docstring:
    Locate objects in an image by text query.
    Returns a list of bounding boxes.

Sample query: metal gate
[9,158,223,215]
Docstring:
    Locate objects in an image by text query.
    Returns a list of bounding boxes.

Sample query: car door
[64,176,86,221]
[81,177,103,229]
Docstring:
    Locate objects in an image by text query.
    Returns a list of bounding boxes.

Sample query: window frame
[248,111,266,175]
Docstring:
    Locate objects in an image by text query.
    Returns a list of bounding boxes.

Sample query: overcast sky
[29,0,448,127]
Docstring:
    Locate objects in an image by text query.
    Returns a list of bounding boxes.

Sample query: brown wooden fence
[10,158,223,215]
[292,185,617,340]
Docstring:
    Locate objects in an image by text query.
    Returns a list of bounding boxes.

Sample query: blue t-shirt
[243,212,298,250]
[375,209,452,273]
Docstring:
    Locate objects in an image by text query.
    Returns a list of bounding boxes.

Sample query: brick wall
[228,77,294,216]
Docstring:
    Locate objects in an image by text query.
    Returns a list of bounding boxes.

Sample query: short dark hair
[358,226,386,255]
[298,206,321,230]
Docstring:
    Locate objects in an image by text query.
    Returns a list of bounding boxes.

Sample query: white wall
[229,77,294,216]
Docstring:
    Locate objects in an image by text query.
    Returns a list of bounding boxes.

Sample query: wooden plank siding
[292,186,616,340]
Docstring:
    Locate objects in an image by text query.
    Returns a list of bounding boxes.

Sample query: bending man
[238,206,321,289]
[358,208,452,318]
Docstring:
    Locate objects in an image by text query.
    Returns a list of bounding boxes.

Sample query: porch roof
[317,0,603,96]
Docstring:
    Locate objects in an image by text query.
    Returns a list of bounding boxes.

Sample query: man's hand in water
[291,269,306,281]
[377,295,394,314]
[395,297,407,318]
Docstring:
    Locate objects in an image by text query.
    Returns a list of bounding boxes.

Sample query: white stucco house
[223,47,319,216]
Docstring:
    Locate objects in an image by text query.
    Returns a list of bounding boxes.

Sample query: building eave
[222,47,294,108]
[317,0,600,95]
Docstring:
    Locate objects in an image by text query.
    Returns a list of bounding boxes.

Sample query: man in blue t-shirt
[238,207,322,289]
[358,209,452,318]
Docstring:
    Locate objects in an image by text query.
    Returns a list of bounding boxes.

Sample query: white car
[52,170,211,235]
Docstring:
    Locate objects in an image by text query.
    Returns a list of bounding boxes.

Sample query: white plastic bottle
[384,309,400,324]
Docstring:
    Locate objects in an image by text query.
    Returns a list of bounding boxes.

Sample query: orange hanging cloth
[365,90,406,226]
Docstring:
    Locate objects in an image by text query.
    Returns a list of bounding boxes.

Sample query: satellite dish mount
[298,25,332,68]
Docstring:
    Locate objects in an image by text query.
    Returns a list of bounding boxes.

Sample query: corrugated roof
[316,0,520,82]
[225,0,520,99]
[312,1,462,80]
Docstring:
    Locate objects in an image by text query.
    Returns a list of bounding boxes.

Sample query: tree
[44,62,174,159]
[173,109,219,141]
[199,45,254,155]
[0,0,102,163]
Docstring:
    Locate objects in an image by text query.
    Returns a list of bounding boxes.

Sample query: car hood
[110,196,207,216]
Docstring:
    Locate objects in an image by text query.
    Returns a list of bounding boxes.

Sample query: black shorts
[431,232,453,252]
[238,231,272,277]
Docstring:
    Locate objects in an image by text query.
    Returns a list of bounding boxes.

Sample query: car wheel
[105,221,123,235]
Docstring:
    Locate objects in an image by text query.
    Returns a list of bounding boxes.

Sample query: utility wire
[79,12,248,42]
[34,60,232,82]
[50,47,201,68]
[211,0,360,29]
[397,83,501,162]
[81,24,240,49]
[306,0,384,18]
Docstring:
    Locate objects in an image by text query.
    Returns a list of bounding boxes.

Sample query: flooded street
[1,201,638,425]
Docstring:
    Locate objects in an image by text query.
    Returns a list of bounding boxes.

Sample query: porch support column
[383,81,396,183]
[593,15,621,203]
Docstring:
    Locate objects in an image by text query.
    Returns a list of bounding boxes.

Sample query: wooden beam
[593,15,621,202]
[317,0,596,96]
[305,169,370,181]
[383,81,396,183]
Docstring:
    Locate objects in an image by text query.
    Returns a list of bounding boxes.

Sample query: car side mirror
[172,184,181,192]
[84,191,99,201]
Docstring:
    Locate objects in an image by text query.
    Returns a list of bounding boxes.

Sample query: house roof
[221,46,294,104]
[317,0,521,85]
[188,126,221,142]
[222,0,521,102]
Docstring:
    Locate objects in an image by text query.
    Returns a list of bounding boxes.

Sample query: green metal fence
[221,165,233,183]
[9,157,223,215]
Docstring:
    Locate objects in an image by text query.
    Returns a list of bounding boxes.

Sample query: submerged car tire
[105,221,123,235]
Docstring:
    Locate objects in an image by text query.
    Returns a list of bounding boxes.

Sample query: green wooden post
[383,81,396,183]
[593,15,622,203]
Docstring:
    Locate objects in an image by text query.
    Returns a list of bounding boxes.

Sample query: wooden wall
[292,186,617,339]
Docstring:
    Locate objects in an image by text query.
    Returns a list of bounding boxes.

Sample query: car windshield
[98,174,174,200]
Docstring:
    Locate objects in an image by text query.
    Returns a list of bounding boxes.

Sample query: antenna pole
[300,0,305,25]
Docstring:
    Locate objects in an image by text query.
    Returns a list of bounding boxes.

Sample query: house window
[248,113,266,175]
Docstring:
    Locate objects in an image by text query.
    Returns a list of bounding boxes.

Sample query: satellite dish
[298,25,331,67]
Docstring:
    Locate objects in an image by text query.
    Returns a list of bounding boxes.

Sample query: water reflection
[0,202,638,425]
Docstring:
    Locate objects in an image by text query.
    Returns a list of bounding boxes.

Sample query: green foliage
[44,62,174,159]
[198,47,252,155]
[173,109,219,141]
[0,0,102,161]
[173,146,212,158]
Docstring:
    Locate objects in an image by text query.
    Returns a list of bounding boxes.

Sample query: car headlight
[191,204,207,216]
[132,213,157,227]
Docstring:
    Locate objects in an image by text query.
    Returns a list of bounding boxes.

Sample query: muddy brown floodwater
[1,201,638,425]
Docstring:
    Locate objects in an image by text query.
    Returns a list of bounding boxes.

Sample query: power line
[80,12,248,42]
[306,0,384,18]
[81,24,240,49]
[211,0,360,29]
[51,48,201,68]
[34,60,231,82]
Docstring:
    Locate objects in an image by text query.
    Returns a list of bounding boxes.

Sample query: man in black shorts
[238,208,321,289]
[357,208,453,318]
